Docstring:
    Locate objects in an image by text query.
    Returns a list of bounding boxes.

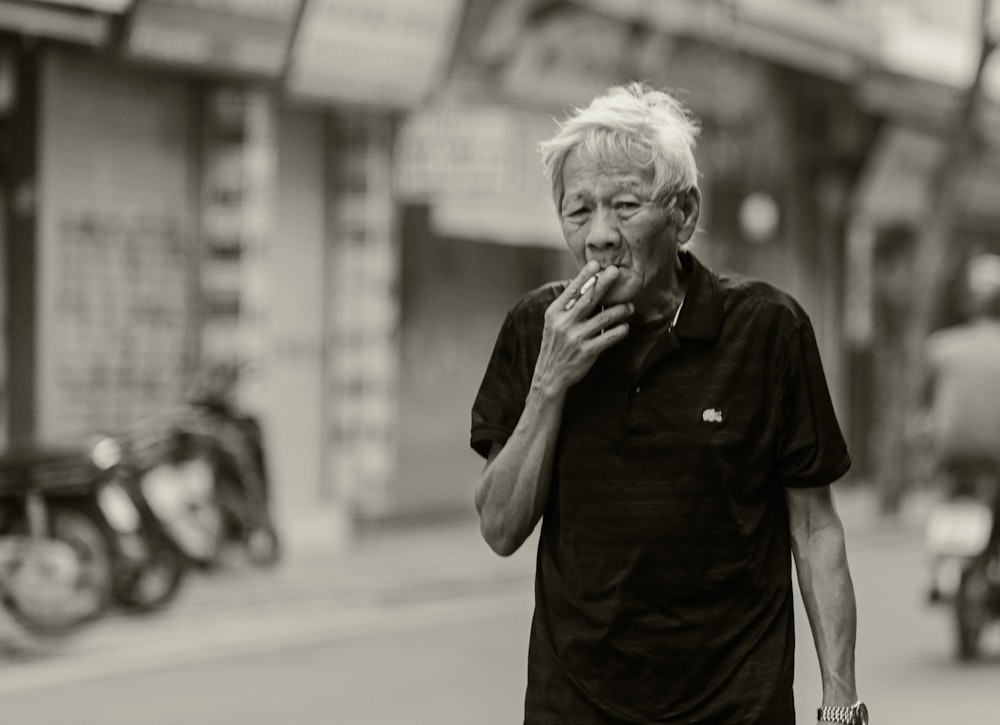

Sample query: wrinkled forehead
[562,143,655,186]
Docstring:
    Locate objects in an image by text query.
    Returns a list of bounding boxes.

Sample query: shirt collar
[672,249,723,343]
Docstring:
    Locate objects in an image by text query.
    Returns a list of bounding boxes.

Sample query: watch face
[854,701,869,725]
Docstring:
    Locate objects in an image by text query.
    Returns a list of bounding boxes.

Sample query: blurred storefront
[2,0,999,542]
[0,0,468,548]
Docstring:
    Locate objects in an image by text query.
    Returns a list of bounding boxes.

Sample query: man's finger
[563,262,601,311]
[565,275,598,310]
[581,301,633,338]
[584,321,630,352]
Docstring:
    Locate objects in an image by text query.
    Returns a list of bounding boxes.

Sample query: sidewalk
[0,483,926,690]
[0,511,535,691]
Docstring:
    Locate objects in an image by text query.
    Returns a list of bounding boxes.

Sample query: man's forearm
[794,521,859,706]
[475,266,633,556]
[475,383,566,556]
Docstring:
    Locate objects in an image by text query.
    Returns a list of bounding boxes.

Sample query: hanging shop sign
[123,0,302,79]
[394,101,562,247]
[285,0,463,109]
[394,103,516,202]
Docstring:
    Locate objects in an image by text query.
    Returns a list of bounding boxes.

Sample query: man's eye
[614,201,640,214]
[564,207,589,220]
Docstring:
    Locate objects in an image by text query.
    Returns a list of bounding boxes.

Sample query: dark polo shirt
[471,251,851,724]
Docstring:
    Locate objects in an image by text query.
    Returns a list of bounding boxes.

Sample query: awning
[122,0,302,80]
[285,0,465,110]
[572,0,879,81]
[0,0,125,46]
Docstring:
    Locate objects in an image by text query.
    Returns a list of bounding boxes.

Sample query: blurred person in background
[471,83,865,725]
[921,253,1000,468]
[920,253,1000,503]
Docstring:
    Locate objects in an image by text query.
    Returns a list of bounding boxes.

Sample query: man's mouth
[591,259,626,271]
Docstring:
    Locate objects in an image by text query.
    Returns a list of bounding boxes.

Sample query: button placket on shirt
[622,371,650,438]
[622,333,682,440]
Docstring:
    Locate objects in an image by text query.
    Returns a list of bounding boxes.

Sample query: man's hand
[531,261,633,397]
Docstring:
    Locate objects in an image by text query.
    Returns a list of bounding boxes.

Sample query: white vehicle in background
[924,454,1000,660]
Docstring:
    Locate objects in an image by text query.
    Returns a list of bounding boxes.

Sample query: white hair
[539,82,701,210]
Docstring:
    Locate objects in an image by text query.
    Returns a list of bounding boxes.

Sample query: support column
[325,112,400,520]
[4,41,37,445]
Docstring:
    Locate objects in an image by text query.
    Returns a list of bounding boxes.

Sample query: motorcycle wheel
[2,507,113,637]
[113,539,186,612]
[214,473,280,567]
[954,560,990,660]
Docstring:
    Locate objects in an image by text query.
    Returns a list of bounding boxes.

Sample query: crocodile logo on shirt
[702,408,724,423]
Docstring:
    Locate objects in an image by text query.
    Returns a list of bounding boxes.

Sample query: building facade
[3,0,999,548]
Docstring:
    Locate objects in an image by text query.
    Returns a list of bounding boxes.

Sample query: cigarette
[565,274,598,311]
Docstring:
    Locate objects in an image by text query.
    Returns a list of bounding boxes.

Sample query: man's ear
[676,187,701,244]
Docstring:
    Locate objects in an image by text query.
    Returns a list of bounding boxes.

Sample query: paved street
[1,485,998,724]
[794,528,1000,724]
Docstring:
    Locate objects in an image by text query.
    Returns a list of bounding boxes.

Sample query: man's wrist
[817,699,868,725]
[527,376,568,407]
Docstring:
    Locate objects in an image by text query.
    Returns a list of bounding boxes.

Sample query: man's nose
[585,207,620,250]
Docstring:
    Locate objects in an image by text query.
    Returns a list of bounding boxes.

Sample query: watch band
[817,700,867,725]
[817,705,853,723]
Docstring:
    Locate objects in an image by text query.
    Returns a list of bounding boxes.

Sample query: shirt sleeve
[776,315,852,488]
[470,309,531,459]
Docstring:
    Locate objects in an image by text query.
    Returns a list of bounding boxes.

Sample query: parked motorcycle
[122,399,281,569]
[924,454,1000,659]
[0,442,186,637]
[88,436,188,611]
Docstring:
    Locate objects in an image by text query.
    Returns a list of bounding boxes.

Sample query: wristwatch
[817,700,868,725]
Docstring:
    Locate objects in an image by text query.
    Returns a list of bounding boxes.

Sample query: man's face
[559,149,677,315]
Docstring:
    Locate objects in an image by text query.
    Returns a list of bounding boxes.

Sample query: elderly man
[471,83,865,724]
